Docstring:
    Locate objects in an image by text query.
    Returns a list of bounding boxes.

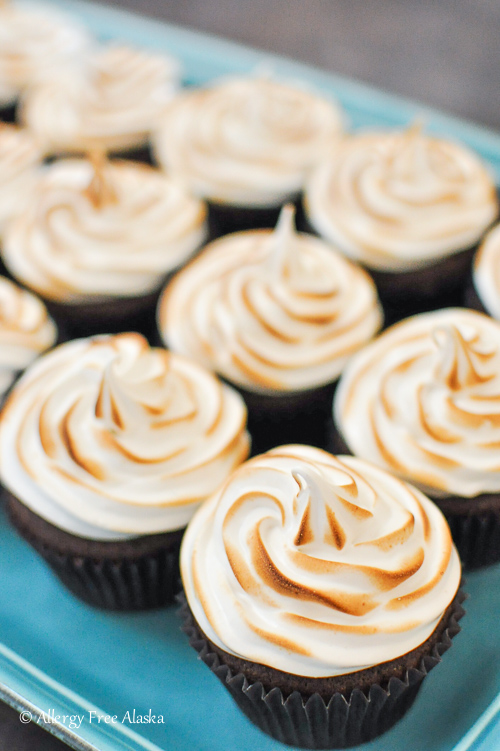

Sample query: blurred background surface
[107,0,500,131]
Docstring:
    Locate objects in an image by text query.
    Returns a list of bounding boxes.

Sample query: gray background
[107,0,500,130]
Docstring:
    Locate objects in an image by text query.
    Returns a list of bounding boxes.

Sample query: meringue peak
[84,150,118,209]
[391,120,429,182]
[267,204,297,278]
[292,464,375,549]
[433,324,495,390]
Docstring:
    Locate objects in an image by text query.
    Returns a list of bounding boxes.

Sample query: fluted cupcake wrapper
[41,545,182,610]
[443,509,500,569]
[463,278,489,316]
[178,590,466,750]
[239,381,338,456]
[115,142,155,167]
[7,494,183,611]
[41,138,154,165]
[0,103,17,123]
[44,286,162,341]
[207,197,301,238]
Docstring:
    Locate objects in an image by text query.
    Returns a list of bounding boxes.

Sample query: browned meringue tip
[84,149,118,209]
[403,117,426,137]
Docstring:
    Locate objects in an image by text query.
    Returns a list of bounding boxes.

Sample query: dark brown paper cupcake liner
[0,103,17,123]
[207,196,301,237]
[329,427,500,570]
[325,418,350,457]
[41,139,155,166]
[369,247,475,312]
[178,589,466,750]
[434,495,500,569]
[40,283,167,343]
[43,545,181,610]
[235,380,338,456]
[463,278,490,316]
[0,252,18,283]
[7,493,184,610]
[116,142,155,167]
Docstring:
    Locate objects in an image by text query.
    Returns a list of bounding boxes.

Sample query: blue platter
[0,3,499,750]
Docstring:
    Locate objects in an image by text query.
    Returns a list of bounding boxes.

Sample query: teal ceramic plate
[1,3,500,750]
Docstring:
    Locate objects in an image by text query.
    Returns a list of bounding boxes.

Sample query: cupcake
[0,123,42,238]
[153,74,344,234]
[0,332,250,609]
[1,152,208,337]
[158,205,383,453]
[304,124,497,322]
[334,307,500,568]
[0,1,90,121]
[0,275,56,405]
[180,445,464,749]
[21,44,180,160]
[468,223,500,317]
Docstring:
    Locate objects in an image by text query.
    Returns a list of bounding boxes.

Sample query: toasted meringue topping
[159,206,382,393]
[0,2,90,106]
[335,308,500,498]
[83,149,119,209]
[0,124,41,232]
[181,445,460,677]
[305,126,497,271]
[22,44,180,154]
[0,333,250,539]
[154,74,344,207]
[0,275,56,402]
[473,224,500,320]
[2,157,208,303]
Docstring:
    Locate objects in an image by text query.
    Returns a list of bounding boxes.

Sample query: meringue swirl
[22,44,180,154]
[0,275,56,402]
[159,206,382,393]
[473,224,500,319]
[305,125,497,271]
[181,445,460,677]
[2,157,208,302]
[154,75,344,207]
[0,124,41,232]
[0,2,90,106]
[335,308,500,498]
[0,333,250,539]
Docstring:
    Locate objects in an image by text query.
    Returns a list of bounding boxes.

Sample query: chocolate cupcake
[334,307,500,568]
[21,44,180,160]
[0,332,250,609]
[0,124,41,239]
[468,223,500,317]
[153,74,344,234]
[304,124,498,323]
[0,1,90,121]
[158,205,382,453]
[0,275,56,405]
[1,152,208,337]
[180,445,464,749]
